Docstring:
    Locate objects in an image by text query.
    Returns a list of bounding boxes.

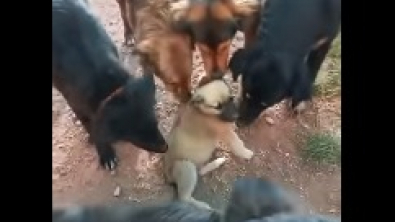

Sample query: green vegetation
[301,131,341,165]
[313,33,341,97]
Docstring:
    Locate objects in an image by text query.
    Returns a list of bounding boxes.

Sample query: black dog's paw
[99,149,118,171]
[123,36,135,47]
[286,100,308,117]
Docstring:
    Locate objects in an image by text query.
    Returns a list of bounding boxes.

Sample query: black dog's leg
[307,42,332,83]
[290,64,313,115]
[95,140,118,171]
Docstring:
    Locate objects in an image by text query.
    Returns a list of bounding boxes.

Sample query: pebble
[113,186,121,197]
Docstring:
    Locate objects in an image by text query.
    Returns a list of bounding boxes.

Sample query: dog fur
[115,0,194,103]
[169,0,261,81]
[52,0,167,171]
[228,0,341,126]
[163,77,254,210]
[53,177,340,222]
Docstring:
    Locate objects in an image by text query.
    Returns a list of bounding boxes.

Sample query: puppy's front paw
[99,149,118,171]
[241,148,254,160]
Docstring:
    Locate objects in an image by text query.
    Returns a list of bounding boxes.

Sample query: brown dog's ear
[191,94,205,104]
[132,39,154,56]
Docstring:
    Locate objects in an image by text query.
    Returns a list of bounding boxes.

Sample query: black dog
[52,0,167,170]
[229,0,341,127]
[53,177,339,222]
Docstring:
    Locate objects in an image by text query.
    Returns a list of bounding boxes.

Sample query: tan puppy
[164,77,254,210]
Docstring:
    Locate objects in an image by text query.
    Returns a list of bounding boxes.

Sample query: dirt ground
[52,0,341,215]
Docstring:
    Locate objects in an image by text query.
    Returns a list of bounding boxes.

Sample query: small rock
[329,208,337,213]
[113,186,121,197]
[265,116,275,125]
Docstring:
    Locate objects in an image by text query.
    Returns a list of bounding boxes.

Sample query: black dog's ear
[229,49,247,81]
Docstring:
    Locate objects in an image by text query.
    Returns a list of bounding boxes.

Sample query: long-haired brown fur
[116,0,194,103]
[169,0,261,83]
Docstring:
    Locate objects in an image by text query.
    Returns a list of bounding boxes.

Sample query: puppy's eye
[245,93,251,99]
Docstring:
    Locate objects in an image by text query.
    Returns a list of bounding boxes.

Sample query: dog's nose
[160,144,169,153]
[235,119,246,128]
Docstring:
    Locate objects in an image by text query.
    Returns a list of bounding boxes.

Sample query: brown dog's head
[134,33,193,103]
[170,0,259,79]
[190,76,238,122]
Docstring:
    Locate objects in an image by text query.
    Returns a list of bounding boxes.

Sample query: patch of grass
[301,131,341,166]
[313,33,341,97]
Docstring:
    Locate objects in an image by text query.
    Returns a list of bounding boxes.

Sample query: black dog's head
[229,48,290,127]
[224,177,294,222]
[98,73,167,153]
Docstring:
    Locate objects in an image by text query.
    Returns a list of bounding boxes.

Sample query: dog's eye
[245,93,251,99]
[215,103,223,109]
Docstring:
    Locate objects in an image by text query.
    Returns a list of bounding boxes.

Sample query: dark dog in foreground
[229,0,341,127]
[52,0,167,170]
[53,177,339,222]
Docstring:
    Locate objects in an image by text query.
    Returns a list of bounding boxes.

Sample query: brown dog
[116,0,194,103]
[169,0,261,81]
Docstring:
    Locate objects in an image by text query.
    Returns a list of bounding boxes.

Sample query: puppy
[164,77,254,210]
[170,0,261,80]
[115,0,194,103]
[52,0,167,171]
[53,177,340,222]
[229,0,341,127]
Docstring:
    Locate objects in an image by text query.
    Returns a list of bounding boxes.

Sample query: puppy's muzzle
[219,99,239,122]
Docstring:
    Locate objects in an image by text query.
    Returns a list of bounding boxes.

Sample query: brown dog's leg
[116,0,133,45]
[224,131,254,160]
[172,160,212,210]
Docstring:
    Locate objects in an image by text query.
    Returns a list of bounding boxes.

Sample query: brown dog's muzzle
[197,40,232,79]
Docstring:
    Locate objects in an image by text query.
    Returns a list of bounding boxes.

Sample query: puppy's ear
[229,49,247,81]
[191,94,205,104]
